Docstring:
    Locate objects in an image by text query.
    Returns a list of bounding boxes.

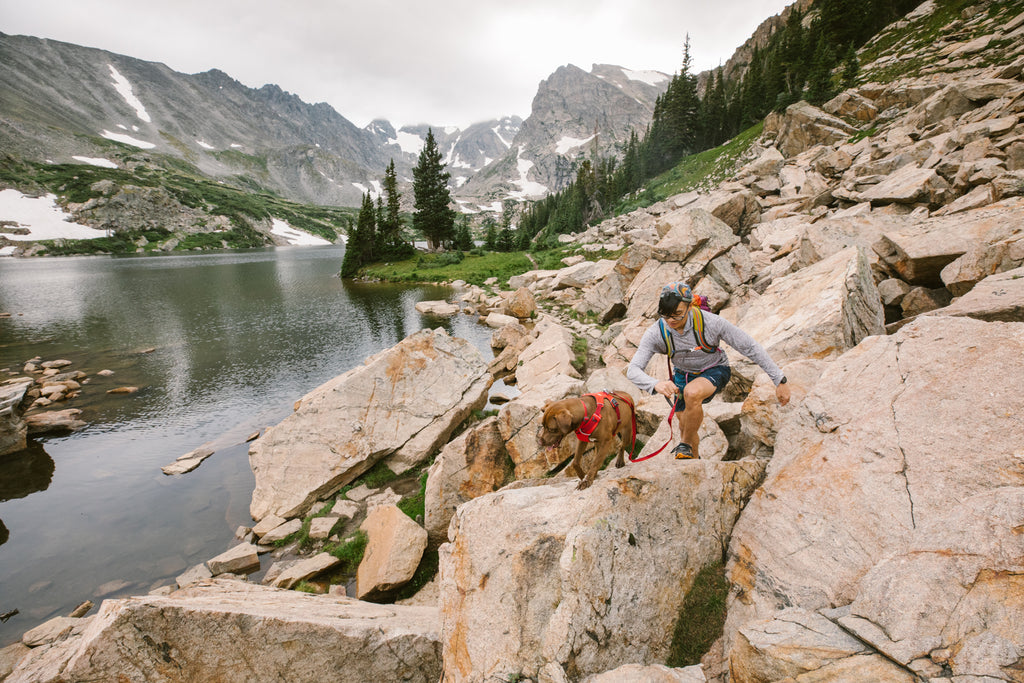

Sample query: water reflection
[0,443,54,502]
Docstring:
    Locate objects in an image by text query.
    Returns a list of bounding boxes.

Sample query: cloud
[0,0,794,129]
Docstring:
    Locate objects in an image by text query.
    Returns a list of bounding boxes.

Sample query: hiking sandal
[672,443,695,459]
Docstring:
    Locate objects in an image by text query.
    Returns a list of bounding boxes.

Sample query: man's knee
[683,380,714,403]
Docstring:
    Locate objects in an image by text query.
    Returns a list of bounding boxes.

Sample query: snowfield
[0,188,336,254]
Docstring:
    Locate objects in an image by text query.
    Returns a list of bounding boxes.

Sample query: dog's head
[536,398,579,448]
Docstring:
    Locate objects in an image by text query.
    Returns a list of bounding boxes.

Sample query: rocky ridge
[5,2,1024,682]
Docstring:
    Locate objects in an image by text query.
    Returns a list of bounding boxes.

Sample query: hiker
[626,281,790,460]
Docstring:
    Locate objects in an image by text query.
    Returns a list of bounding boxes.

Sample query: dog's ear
[555,408,574,434]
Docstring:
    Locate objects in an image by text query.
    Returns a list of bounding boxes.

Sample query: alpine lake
[0,244,500,646]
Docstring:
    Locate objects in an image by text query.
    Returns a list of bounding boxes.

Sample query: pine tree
[496,225,515,252]
[454,214,474,251]
[806,33,837,104]
[483,217,498,251]
[412,129,456,251]
[378,159,409,259]
[340,193,376,278]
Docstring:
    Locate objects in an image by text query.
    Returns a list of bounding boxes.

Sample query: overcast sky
[1,0,795,130]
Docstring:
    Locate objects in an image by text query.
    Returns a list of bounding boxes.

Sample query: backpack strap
[690,307,720,354]
[658,318,675,379]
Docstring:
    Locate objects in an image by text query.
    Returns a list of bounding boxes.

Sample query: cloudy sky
[1,0,794,130]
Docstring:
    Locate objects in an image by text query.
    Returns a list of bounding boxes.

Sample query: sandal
[672,443,696,459]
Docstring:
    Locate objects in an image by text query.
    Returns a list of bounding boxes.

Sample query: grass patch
[397,469,430,521]
[324,530,369,575]
[614,123,763,216]
[666,561,730,667]
[360,250,533,286]
[571,335,588,374]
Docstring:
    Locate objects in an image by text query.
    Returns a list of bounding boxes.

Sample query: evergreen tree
[412,129,456,250]
[841,44,860,89]
[378,159,410,259]
[482,217,498,251]
[806,33,837,104]
[340,193,376,278]
[496,225,515,252]
[454,214,474,251]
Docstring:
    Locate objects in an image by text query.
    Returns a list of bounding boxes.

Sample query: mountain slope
[455,63,670,210]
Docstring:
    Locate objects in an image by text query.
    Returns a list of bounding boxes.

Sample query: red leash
[628,398,677,462]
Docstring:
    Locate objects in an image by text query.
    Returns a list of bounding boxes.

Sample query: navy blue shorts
[672,364,731,411]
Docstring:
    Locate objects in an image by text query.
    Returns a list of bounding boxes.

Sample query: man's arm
[626,325,663,394]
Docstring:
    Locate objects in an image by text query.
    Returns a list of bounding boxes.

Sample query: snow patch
[623,69,669,86]
[196,140,215,150]
[0,190,108,241]
[555,134,596,155]
[270,218,333,246]
[101,130,156,149]
[392,131,424,155]
[351,181,382,198]
[506,147,549,200]
[108,64,151,123]
[72,156,118,169]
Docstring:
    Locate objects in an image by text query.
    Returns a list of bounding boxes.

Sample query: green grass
[324,530,368,575]
[666,562,730,667]
[571,335,588,374]
[397,469,430,521]
[614,123,763,216]
[360,250,534,286]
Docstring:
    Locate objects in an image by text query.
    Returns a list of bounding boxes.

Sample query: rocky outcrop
[5,580,442,683]
[249,328,491,521]
[724,315,1024,681]
[438,456,764,682]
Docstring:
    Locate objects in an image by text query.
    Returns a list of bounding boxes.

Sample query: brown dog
[537,391,636,490]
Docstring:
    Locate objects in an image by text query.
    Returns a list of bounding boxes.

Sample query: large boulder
[514,318,581,392]
[872,198,1024,286]
[496,373,585,479]
[6,580,441,683]
[929,265,1024,322]
[727,247,885,385]
[771,101,858,158]
[650,208,740,277]
[357,505,428,600]
[0,379,30,456]
[438,456,765,682]
[249,328,491,521]
[424,416,513,545]
[723,316,1024,681]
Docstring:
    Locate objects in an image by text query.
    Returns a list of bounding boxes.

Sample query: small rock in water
[68,601,93,618]
[106,386,139,394]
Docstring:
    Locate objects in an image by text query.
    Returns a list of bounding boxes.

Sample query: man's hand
[655,380,679,400]
[776,381,791,406]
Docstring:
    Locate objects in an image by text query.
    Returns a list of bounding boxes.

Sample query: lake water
[0,245,497,646]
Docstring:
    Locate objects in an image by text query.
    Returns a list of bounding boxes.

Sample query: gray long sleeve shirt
[626,310,784,394]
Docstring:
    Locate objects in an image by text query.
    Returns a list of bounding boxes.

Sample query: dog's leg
[577,440,611,490]
[569,440,587,480]
[614,435,626,468]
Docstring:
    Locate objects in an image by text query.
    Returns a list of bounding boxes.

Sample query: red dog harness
[574,391,637,456]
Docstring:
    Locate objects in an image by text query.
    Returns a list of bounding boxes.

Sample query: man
[626,281,790,459]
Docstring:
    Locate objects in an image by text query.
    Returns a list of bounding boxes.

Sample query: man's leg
[679,377,716,459]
